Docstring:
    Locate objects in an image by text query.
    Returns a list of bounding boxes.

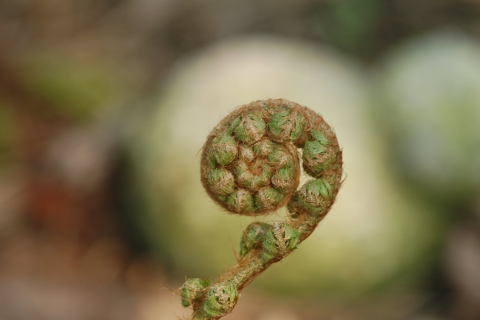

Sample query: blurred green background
[0,1,479,320]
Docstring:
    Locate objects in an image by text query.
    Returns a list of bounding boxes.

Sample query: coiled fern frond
[181,99,343,319]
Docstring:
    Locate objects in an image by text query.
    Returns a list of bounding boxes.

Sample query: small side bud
[255,187,284,211]
[206,168,235,197]
[261,222,299,261]
[268,109,306,142]
[203,281,238,317]
[303,140,336,177]
[239,222,272,257]
[226,189,255,213]
[290,179,332,216]
[211,135,238,166]
[181,278,210,307]
[234,112,266,145]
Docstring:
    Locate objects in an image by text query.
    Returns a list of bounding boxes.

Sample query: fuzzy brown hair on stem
[181,99,343,319]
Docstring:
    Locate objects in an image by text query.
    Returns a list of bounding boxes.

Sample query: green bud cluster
[203,281,238,317]
[261,222,300,261]
[239,222,272,257]
[288,178,333,217]
[203,124,299,215]
[181,278,210,307]
[185,99,343,319]
[303,129,336,177]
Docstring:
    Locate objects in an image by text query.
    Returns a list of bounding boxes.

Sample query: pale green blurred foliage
[373,31,480,205]
[19,52,129,121]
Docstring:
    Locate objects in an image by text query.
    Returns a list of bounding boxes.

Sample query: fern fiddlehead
[181,99,343,319]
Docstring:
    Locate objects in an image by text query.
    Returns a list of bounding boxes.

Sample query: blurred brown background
[0,1,480,319]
